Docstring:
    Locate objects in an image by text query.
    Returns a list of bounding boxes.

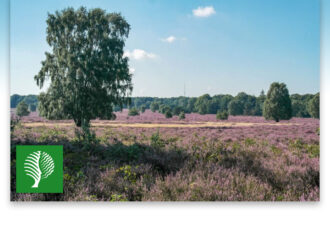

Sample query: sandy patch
[22,121,298,128]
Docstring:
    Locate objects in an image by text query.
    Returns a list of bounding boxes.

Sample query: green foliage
[116,165,138,183]
[228,100,242,116]
[216,110,228,120]
[29,104,37,112]
[159,104,171,114]
[187,97,197,113]
[16,101,30,117]
[256,90,266,115]
[270,145,282,155]
[308,93,319,119]
[150,101,159,112]
[195,94,211,114]
[263,82,292,122]
[10,94,23,108]
[291,100,309,118]
[172,106,183,116]
[128,107,139,116]
[179,111,185,120]
[10,94,38,109]
[10,116,21,132]
[289,139,319,159]
[228,92,259,116]
[150,131,166,150]
[12,89,317,118]
[244,138,256,146]
[165,110,173,118]
[37,127,68,143]
[74,124,100,148]
[110,194,128,202]
[35,7,132,128]
[290,93,313,118]
[307,144,319,158]
[140,105,146,113]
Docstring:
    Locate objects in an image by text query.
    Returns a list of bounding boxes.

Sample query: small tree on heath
[16,101,30,117]
[263,82,292,122]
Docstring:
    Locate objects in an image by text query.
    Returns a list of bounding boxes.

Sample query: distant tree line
[11,89,319,119]
[11,94,38,112]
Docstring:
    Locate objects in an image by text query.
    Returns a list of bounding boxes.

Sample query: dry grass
[22,121,297,128]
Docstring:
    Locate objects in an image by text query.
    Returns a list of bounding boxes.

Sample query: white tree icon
[24,151,55,188]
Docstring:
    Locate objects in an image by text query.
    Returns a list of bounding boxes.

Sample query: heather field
[11,110,320,201]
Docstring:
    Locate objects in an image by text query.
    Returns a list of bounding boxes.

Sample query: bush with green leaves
[172,106,183,116]
[128,107,140,116]
[150,101,159,112]
[194,94,211,114]
[179,111,185,120]
[10,116,21,132]
[159,104,171,114]
[16,101,30,117]
[216,110,228,120]
[308,93,319,119]
[140,105,146,113]
[165,110,172,118]
[263,82,292,122]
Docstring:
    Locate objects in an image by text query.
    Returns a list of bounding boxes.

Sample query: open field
[11,110,320,201]
[22,121,298,128]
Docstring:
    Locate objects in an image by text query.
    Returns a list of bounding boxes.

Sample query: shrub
[16,101,30,117]
[308,93,319,119]
[216,110,228,120]
[179,112,185,120]
[165,110,172,118]
[128,107,139,116]
[159,104,171,114]
[150,102,159,112]
[172,106,182,116]
[140,105,146,113]
[10,116,21,132]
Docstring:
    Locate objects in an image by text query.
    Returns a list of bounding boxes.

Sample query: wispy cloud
[124,49,157,60]
[162,36,176,43]
[161,36,187,43]
[193,6,216,18]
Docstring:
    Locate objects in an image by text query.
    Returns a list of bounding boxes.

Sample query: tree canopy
[11,90,319,119]
[263,82,292,122]
[16,101,30,117]
[308,93,320,119]
[35,7,132,127]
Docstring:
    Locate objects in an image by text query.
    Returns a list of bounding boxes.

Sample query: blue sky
[9,0,320,97]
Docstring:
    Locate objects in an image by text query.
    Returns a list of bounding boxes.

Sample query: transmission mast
[183,82,186,97]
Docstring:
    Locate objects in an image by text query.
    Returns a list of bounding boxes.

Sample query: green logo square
[16,145,63,193]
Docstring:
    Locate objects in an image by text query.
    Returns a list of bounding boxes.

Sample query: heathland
[11,109,319,201]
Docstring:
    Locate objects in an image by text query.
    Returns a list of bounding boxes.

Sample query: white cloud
[162,36,176,43]
[123,49,156,60]
[129,67,135,74]
[193,6,216,18]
